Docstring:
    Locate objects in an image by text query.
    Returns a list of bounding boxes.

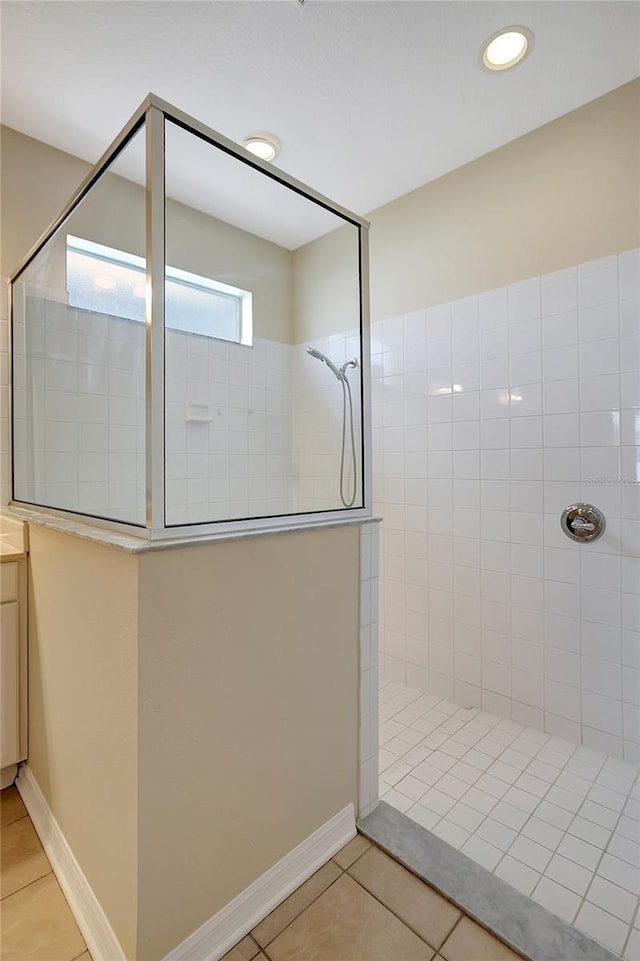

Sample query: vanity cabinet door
[0,601,20,768]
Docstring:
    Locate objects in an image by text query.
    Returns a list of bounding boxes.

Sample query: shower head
[305,346,324,361]
[305,346,342,380]
[306,346,359,507]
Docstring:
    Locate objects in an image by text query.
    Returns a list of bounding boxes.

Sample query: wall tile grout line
[377,250,640,765]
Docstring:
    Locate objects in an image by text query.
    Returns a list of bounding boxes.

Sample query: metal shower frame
[9,94,372,541]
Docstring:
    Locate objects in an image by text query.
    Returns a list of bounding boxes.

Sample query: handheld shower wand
[305,346,342,380]
[305,346,359,508]
[305,346,359,380]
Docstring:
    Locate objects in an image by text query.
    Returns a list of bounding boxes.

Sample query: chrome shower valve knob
[560,503,606,543]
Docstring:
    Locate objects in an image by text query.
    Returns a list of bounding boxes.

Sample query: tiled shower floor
[378,679,640,960]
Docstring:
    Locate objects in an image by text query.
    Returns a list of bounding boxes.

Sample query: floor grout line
[254,855,461,961]
[490,732,614,917]
[250,869,344,952]
[244,829,524,961]
[68,950,90,961]
[621,899,640,960]
[1,812,30,829]
[572,767,637,934]
[378,679,640,956]
[344,860,462,956]
[0,866,54,902]
[2,791,92,956]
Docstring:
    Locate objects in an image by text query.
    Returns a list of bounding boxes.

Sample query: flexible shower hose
[339,373,357,507]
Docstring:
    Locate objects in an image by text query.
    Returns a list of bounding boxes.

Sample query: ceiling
[1,1,639,248]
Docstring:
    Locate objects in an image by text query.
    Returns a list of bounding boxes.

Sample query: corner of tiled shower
[373,248,640,958]
[375,248,639,760]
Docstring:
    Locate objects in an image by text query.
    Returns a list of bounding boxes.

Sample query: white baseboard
[16,763,126,961]
[17,761,355,961]
[161,803,356,961]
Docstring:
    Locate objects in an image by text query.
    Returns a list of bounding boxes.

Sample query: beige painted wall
[25,521,360,961]
[0,128,90,284]
[293,78,640,339]
[0,125,293,343]
[27,524,139,958]
[165,196,293,342]
[292,222,360,345]
[136,524,360,959]
[4,78,638,343]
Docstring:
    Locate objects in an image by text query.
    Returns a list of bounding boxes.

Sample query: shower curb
[357,801,619,961]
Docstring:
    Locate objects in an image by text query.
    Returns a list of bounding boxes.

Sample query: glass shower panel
[163,119,363,526]
[12,126,146,525]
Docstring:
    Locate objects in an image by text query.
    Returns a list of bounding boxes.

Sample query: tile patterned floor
[223,834,525,961]
[1,785,91,961]
[3,782,523,961]
[6,754,638,961]
[378,679,640,960]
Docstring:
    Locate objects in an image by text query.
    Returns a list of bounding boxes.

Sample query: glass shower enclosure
[9,94,371,538]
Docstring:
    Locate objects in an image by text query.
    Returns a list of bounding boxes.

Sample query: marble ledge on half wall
[5,505,382,554]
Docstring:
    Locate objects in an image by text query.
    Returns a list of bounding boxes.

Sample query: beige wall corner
[0,124,294,344]
[368,79,640,321]
[292,223,360,344]
[136,525,360,960]
[165,197,294,345]
[26,524,139,959]
[290,78,640,338]
[1,127,91,280]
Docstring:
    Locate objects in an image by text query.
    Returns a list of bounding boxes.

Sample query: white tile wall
[376,250,640,763]
[165,329,294,524]
[13,294,146,523]
[3,281,366,527]
[8,292,297,524]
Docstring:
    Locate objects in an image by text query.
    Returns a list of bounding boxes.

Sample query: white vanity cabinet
[1,551,28,785]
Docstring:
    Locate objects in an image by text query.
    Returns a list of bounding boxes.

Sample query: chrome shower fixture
[305,345,359,508]
[340,357,359,376]
[305,346,359,381]
[305,346,341,379]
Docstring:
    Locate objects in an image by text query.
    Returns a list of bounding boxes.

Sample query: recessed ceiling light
[482,26,533,72]
[243,133,281,162]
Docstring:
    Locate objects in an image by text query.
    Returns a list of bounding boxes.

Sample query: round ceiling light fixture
[243,133,281,162]
[482,26,533,71]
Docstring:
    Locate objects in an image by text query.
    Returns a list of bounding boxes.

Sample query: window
[66,235,253,344]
